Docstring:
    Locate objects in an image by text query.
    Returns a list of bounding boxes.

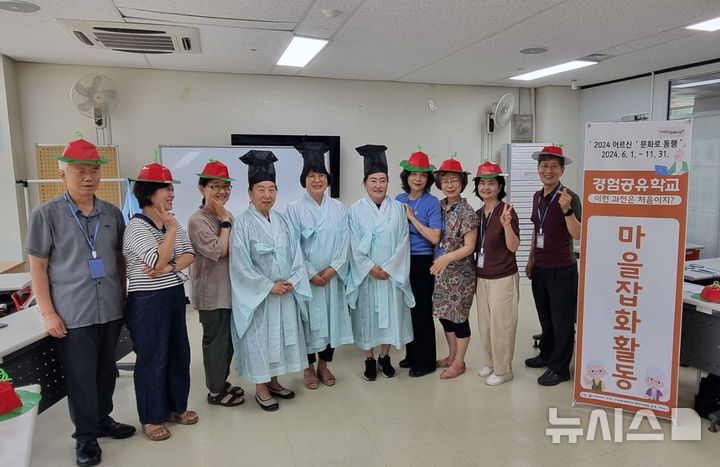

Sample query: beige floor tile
[378,439,477,467]
[287,417,375,465]
[28,285,720,467]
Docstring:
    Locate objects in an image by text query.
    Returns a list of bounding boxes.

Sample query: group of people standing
[26,135,580,466]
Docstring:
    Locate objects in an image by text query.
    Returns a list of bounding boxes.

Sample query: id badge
[536,233,545,249]
[88,257,106,278]
[476,252,485,269]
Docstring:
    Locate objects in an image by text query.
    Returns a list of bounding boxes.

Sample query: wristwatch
[220,221,232,229]
[563,208,574,217]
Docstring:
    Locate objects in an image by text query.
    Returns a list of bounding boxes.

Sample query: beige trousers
[475,273,519,375]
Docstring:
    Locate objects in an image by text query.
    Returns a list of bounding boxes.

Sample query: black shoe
[265,384,295,399]
[537,369,570,386]
[525,355,548,368]
[75,439,101,467]
[409,368,436,377]
[100,419,136,439]
[255,393,279,412]
[363,357,377,381]
[398,358,410,369]
[377,355,396,378]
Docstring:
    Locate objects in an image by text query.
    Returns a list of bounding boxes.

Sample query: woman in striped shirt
[123,162,196,441]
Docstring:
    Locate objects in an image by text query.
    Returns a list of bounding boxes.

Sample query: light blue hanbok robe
[229,204,311,383]
[346,196,415,349]
[286,193,354,354]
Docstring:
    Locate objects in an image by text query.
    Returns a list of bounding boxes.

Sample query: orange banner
[574,121,692,418]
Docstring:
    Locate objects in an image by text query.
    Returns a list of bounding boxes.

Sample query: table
[573,242,705,260]
[683,257,720,284]
[0,306,133,413]
[0,261,26,274]
[0,272,32,293]
[685,242,705,261]
[680,281,720,393]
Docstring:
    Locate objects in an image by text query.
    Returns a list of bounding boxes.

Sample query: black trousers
[308,344,334,364]
[198,309,234,394]
[54,319,123,442]
[531,264,578,377]
[405,255,437,372]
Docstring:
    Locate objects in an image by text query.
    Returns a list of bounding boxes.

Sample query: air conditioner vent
[57,19,200,54]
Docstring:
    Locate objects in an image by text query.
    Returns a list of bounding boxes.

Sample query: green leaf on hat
[153,149,159,163]
[75,129,83,139]
[0,368,11,382]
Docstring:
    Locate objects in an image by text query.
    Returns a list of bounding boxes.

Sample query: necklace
[407,193,421,215]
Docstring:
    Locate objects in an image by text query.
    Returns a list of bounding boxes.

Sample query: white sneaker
[478,366,494,377]
[485,372,513,386]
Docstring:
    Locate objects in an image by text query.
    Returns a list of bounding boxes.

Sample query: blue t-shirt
[395,191,442,255]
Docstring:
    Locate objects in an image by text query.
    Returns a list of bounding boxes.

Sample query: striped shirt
[123,214,195,293]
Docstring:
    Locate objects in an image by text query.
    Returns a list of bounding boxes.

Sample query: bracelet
[169,261,177,272]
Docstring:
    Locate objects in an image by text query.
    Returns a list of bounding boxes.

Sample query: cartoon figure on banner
[668,149,689,175]
[582,360,607,391]
[644,367,666,401]
[655,149,689,176]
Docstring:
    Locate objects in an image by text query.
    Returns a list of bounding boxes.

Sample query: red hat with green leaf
[474,160,508,179]
[435,152,470,175]
[53,131,109,164]
[197,159,235,181]
[130,150,181,184]
[399,145,436,172]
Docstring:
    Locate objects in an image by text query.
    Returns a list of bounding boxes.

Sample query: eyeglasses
[207,184,232,192]
[441,178,461,187]
[538,164,562,171]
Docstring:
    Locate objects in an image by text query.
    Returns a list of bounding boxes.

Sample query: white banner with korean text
[574,120,692,418]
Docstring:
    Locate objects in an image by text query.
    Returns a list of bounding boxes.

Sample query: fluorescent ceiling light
[276,36,328,67]
[686,16,720,31]
[510,60,596,81]
[672,78,720,88]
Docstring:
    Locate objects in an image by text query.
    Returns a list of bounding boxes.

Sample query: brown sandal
[143,424,170,441]
[304,367,319,389]
[317,366,336,386]
[168,410,198,425]
[436,356,453,368]
[440,362,467,380]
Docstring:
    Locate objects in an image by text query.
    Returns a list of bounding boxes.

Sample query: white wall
[536,86,580,191]
[0,56,26,262]
[14,63,521,213]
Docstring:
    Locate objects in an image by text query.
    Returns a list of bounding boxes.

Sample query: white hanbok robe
[229,204,311,383]
[346,196,415,349]
[286,193,354,353]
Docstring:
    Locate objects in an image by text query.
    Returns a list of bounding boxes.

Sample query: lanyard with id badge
[535,184,561,249]
[476,206,495,269]
[436,201,461,258]
[65,194,105,279]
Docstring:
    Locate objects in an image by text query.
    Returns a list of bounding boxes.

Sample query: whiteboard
[159,145,329,228]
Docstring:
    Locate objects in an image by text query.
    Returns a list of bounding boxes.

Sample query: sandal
[317,366,336,386]
[436,356,453,368]
[224,381,244,397]
[266,384,295,399]
[304,367,319,390]
[143,424,170,441]
[207,389,244,407]
[255,393,279,412]
[167,410,199,425]
[440,362,467,380]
